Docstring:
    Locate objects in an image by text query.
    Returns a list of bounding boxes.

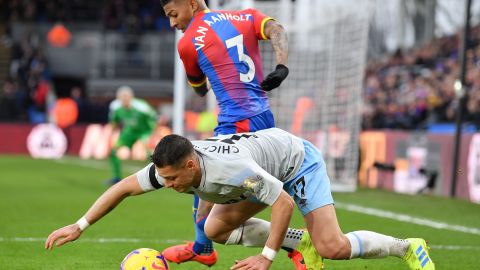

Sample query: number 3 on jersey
[226,34,255,83]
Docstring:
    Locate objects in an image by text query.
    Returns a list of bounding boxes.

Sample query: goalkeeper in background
[160,0,294,268]
[107,86,157,185]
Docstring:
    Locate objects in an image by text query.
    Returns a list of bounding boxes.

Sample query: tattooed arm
[260,20,289,91]
[264,20,288,66]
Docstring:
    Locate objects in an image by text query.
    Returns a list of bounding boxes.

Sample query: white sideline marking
[0,237,181,244]
[430,245,480,250]
[335,202,480,236]
[2,237,480,251]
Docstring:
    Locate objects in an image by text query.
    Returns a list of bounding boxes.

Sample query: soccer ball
[120,248,169,270]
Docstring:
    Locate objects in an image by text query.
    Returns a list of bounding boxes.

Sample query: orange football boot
[288,249,308,270]
[162,241,217,266]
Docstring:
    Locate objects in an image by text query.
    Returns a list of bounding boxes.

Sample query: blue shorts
[214,110,275,136]
[283,140,334,215]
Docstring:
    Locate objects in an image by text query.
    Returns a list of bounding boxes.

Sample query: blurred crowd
[362,25,480,130]
[0,38,109,123]
[2,0,172,34]
[1,1,480,131]
[0,0,175,123]
[102,0,171,32]
[0,35,53,122]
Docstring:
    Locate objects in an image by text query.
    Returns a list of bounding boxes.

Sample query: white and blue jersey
[136,128,334,215]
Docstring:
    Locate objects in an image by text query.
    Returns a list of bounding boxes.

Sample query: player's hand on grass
[45,224,82,250]
[230,254,273,270]
[261,64,289,91]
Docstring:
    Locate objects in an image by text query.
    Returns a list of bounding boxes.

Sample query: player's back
[179,9,273,122]
[195,128,305,181]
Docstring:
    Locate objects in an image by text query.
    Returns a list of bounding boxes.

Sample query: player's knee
[317,244,344,259]
[203,225,225,244]
[314,236,349,259]
[110,147,119,157]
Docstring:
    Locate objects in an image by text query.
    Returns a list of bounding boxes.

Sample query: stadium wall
[360,131,478,203]
[1,123,479,203]
[0,123,86,155]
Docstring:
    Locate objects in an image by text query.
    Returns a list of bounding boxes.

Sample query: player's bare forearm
[84,174,145,225]
[232,192,293,269]
[265,191,294,253]
[45,175,145,250]
[45,223,82,250]
[264,20,288,66]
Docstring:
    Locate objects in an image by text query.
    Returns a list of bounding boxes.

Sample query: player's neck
[192,153,203,188]
[193,3,208,16]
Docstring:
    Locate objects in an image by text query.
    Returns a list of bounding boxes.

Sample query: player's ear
[189,0,198,11]
[185,159,195,170]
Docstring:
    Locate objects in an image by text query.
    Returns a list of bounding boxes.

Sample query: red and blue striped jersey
[178,9,273,123]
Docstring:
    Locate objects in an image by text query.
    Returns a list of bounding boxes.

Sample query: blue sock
[192,195,213,255]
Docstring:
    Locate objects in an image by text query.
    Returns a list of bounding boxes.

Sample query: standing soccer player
[159,0,292,267]
[107,86,157,184]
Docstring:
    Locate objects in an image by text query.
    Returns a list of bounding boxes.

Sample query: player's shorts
[196,110,275,205]
[283,139,334,216]
[214,110,275,136]
[115,131,151,148]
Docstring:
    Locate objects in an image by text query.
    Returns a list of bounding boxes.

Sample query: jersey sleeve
[178,37,207,87]
[133,99,157,125]
[247,8,275,40]
[234,158,284,206]
[136,163,164,192]
[144,102,157,121]
[108,100,121,124]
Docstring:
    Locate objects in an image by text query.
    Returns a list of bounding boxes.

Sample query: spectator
[0,79,23,121]
[363,24,480,130]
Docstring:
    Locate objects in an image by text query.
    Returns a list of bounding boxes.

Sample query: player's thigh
[284,139,334,215]
[138,131,152,144]
[304,205,350,259]
[288,140,349,258]
[205,201,267,240]
[115,132,137,148]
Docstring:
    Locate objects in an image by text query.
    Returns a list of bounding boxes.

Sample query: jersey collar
[186,8,211,32]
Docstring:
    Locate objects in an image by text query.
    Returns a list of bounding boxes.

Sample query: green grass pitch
[1,155,479,269]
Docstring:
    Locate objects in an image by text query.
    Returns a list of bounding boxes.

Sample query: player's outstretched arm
[44,174,145,250]
[45,223,82,250]
[261,20,289,91]
[231,191,294,270]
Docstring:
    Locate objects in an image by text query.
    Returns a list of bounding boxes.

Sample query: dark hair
[160,0,174,7]
[151,134,194,168]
